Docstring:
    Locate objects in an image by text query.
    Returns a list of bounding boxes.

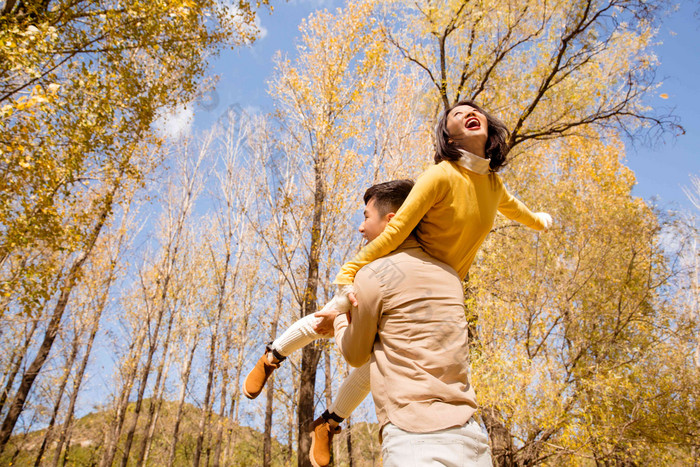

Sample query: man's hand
[348,292,358,307]
[313,309,340,335]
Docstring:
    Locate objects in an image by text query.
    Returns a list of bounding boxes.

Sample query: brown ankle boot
[243,350,280,399]
[309,415,342,467]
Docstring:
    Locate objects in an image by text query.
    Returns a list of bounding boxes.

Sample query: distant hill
[1,399,382,466]
[1,399,292,466]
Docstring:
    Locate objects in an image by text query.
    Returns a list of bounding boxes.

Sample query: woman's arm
[497,179,550,230]
[334,165,447,285]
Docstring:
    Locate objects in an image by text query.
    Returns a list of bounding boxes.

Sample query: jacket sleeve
[497,179,546,230]
[334,267,382,367]
[334,165,446,284]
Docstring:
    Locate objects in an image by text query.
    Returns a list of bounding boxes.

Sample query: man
[329,200,493,466]
[307,179,415,466]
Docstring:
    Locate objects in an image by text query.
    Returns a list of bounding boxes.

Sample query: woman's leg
[329,362,370,419]
[309,363,371,467]
[270,313,332,357]
[244,295,346,399]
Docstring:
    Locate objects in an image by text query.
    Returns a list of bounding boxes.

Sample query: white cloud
[254,14,268,40]
[223,2,268,41]
[154,104,194,139]
[286,0,335,6]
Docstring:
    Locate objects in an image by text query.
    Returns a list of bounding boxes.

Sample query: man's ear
[385,212,396,222]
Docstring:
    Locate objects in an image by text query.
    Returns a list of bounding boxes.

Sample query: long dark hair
[434,100,510,172]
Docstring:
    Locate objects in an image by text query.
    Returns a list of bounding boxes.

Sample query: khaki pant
[381,418,492,467]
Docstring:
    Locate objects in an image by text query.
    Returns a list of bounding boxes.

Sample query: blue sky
[625,1,700,212]
[187,0,699,213]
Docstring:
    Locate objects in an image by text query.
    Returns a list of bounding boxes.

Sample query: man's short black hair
[363,179,414,216]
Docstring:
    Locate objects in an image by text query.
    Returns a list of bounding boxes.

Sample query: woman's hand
[534,212,553,231]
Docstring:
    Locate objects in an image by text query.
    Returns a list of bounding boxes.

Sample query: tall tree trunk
[263,375,276,467]
[297,156,326,467]
[482,406,515,467]
[223,299,251,462]
[286,381,298,466]
[346,415,353,467]
[0,317,39,416]
[118,301,168,467]
[135,306,176,466]
[193,324,219,467]
[52,230,120,467]
[194,245,232,467]
[0,183,119,454]
[52,303,104,467]
[263,272,285,467]
[324,347,334,466]
[60,425,74,466]
[167,326,199,466]
[213,325,233,467]
[99,323,147,467]
[213,363,229,467]
[33,327,81,467]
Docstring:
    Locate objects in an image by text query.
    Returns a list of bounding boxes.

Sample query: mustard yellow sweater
[335,158,545,284]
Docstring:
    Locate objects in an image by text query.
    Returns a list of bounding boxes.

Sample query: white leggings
[271,312,370,419]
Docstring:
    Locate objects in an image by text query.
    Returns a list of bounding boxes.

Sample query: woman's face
[446,104,488,157]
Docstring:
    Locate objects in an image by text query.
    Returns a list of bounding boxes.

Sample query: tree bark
[346,415,353,467]
[33,327,81,467]
[99,322,147,467]
[296,149,326,467]
[263,272,285,467]
[194,246,232,466]
[482,406,515,467]
[135,307,176,466]
[52,304,104,467]
[167,325,199,466]
[193,325,220,467]
[0,317,39,416]
[0,182,118,454]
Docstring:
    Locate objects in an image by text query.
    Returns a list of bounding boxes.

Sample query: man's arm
[333,268,382,367]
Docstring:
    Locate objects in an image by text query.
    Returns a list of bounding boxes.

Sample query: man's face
[359,198,393,243]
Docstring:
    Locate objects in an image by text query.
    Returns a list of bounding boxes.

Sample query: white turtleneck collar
[455,149,491,175]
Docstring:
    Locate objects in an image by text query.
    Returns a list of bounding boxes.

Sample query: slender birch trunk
[193,248,232,466]
[52,308,103,467]
[0,318,39,416]
[135,307,176,466]
[167,321,200,466]
[297,154,326,467]
[263,271,286,467]
[0,180,120,454]
[33,329,80,467]
[99,322,147,467]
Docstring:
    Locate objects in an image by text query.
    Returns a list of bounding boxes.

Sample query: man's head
[359,179,414,243]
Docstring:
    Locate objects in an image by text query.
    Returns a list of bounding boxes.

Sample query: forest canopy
[1,0,698,466]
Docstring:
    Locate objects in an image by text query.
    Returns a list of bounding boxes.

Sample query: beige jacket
[334,236,478,434]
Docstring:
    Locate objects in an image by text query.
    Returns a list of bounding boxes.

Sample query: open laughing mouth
[465,117,481,130]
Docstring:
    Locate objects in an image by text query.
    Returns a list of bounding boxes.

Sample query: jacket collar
[455,149,491,175]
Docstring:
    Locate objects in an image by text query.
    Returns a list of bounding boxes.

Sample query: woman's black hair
[433,100,510,172]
